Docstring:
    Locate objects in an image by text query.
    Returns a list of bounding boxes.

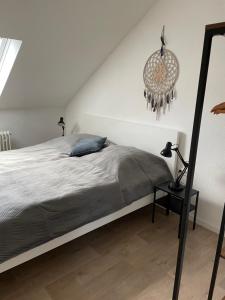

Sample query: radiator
[0,131,11,151]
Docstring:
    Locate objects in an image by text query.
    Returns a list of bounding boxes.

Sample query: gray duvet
[0,135,172,263]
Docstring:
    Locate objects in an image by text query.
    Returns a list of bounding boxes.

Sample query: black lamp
[160,142,189,191]
[57,117,65,136]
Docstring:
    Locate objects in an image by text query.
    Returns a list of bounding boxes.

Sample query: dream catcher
[143,26,179,118]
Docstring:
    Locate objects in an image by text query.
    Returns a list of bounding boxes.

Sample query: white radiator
[0,131,11,151]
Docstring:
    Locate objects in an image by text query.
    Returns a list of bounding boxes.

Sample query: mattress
[0,135,172,263]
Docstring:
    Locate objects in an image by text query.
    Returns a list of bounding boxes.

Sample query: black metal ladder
[208,204,225,300]
[172,23,225,299]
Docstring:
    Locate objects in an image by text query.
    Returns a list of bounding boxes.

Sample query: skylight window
[0,37,22,96]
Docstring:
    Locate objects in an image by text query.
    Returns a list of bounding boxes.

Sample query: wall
[66,0,225,232]
[0,0,156,110]
[0,107,64,148]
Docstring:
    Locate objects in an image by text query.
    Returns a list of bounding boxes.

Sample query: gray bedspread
[0,135,172,263]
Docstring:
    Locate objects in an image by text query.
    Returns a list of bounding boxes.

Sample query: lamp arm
[172,147,189,186]
[175,165,188,185]
[174,148,189,167]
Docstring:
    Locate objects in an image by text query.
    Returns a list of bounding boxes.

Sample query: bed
[0,114,179,273]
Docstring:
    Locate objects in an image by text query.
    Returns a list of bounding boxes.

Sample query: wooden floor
[1,205,225,300]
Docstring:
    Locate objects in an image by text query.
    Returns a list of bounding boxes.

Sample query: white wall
[66,0,225,232]
[0,0,155,110]
[0,107,64,148]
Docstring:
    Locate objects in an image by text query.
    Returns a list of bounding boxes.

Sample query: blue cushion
[70,136,107,157]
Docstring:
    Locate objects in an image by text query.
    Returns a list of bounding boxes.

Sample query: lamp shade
[58,117,65,127]
[160,142,173,158]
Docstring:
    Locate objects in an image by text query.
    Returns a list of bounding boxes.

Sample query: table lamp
[161,142,189,191]
[57,117,65,136]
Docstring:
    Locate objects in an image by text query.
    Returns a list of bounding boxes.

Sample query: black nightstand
[152,182,199,238]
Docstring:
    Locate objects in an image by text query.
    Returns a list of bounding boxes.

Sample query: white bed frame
[0,114,179,273]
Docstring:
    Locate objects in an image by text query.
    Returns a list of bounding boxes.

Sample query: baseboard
[195,216,219,234]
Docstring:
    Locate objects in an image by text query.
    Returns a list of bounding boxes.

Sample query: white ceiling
[0,0,155,109]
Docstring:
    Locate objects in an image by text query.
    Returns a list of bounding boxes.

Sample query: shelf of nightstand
[155,195,195,215]
[152,182,199,238]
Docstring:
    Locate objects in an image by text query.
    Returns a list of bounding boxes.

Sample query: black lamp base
[168,181,184,192]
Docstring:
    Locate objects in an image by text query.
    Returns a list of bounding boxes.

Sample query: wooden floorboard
[0,205,224,300]
[220,247,225,259]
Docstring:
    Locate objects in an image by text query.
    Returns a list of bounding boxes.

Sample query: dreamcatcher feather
[143,26,179,119]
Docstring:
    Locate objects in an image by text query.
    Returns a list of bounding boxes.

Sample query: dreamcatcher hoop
[143,27,179,118]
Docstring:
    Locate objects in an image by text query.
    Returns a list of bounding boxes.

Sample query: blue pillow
[70,136,107,157]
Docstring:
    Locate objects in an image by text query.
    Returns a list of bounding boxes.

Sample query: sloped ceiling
[0,0,156,109]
